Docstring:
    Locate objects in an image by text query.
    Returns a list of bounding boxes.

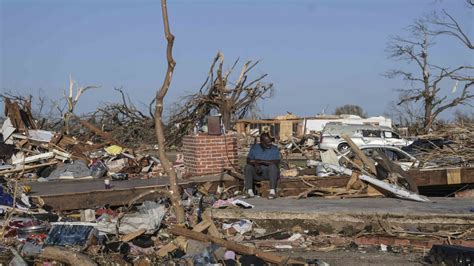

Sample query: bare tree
[165,52,273,147]
[154,0,185,224]
[334,104,367,118]
[385,19,474,132]
[63,76,98,134]
[86,88,155,146]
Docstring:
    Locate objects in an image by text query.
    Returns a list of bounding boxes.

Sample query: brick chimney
[183,134,239,176]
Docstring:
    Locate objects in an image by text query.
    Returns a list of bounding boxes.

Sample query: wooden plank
[261,176,351,189]
[258,168,474,197]
[169,226,306,265]
[33,180,239,211]
[447,168,462,185]
[39,246,96,266]
[0,161,58,176]
[346,172,360,190]
[461,168,474,183]
[341,134,376,174]
[203,210,222,238]
[409,168,474,186]
[409,169,448,186]
[74,115,126,148]
[279,120,293,140]
[157,242,178,257]
[259,177,351,197]
[157,220,211,257]
[121,229,146,242]
[12,152,55,165]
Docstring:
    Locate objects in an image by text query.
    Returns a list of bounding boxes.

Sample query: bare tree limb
[430,10,473,49]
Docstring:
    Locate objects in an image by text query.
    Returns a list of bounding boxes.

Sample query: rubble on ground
[403,122,474,168]
[1,97,473,264]
[0,98,186,184]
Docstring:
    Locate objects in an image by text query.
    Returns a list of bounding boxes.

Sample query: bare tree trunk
[155,0,185,224]
[220,103,232,130]
[64,113,71,135]
[421,33,432,133]
[423,99,433,131]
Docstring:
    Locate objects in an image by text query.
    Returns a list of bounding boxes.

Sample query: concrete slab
[211,197,474,233]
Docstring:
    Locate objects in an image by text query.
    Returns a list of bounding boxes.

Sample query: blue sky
[1,0,472,119]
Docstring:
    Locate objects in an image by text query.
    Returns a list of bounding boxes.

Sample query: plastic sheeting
[96,201,167,234]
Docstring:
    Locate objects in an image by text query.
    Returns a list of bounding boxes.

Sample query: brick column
[183,134,239,176]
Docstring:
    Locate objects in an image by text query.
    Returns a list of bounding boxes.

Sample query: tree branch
[430,10,473,49]
[154,0,185,224]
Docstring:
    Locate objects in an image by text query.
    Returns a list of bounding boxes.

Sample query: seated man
[244,132,280,199]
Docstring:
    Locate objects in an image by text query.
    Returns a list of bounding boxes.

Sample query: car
[402,138,453,155]
[338,145,422,171]
[318,123,413,152]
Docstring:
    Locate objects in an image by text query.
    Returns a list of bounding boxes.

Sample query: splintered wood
[169,226,307,265]
[414,123,474,167]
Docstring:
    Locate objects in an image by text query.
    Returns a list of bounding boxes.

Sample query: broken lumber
[39,246,96,266]
[169,225,306,265]
[121,229,146,242]
[373,150,418,193]
[0,161,58,176]
[74,114,126,147]
[12,152,54,165]
[341,134,376,174]
[157,220,211,257]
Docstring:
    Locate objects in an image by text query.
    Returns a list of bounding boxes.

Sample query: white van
[318,123,412,152]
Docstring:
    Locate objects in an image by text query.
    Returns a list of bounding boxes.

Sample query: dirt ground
[283,249,425,265]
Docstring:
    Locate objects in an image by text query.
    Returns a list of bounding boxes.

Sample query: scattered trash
[80,209,96,222]
[104,145,123,155]
[96,201,167,234]
[90,160,107,178]
[222,219,253,235]
[231,199,254,209]
[0,96,472,265]
[17,225,48,239]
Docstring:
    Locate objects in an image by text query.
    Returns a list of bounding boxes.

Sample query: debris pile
[270,134,424,201]
[0,179,321,265]
[405,122,474,168]
[1,96,472,264]
[0,98,186,183]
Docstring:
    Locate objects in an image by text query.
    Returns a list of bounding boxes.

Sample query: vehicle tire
[337,143,350,153]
